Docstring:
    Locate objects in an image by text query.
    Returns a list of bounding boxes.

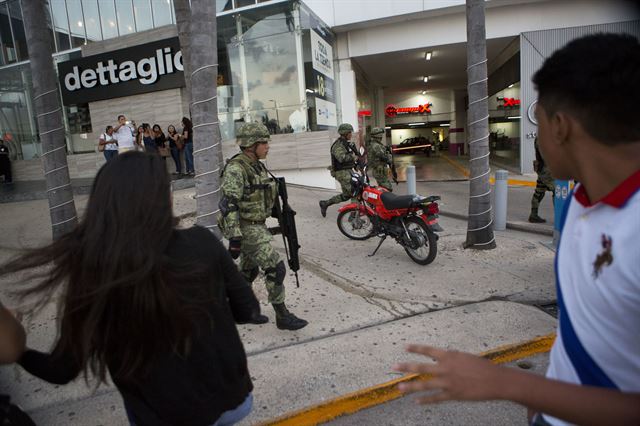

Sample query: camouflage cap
[370,127,385,136]
[236,122,270,148]
[337,123,354,136]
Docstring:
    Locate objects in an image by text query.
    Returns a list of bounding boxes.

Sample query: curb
[258,334,556,426]
[438,211,554,237]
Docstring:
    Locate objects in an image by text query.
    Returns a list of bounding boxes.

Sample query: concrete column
[375,87,385,129]
[337,58,358,127]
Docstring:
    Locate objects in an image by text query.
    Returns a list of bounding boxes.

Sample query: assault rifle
[269,176,301,287]
[387,145,399,185]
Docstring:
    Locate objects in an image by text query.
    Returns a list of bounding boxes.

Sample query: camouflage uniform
[218,123,307,330]
[529,138,555,223]
[319,123,358,217]
[366,127,393,191]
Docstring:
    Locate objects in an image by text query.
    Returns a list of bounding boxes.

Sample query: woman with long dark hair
[167,124,183,175]
[181,116,194,176]
[2,152,265,425]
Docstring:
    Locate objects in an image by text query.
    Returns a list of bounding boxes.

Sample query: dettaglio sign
[58,38,185,105]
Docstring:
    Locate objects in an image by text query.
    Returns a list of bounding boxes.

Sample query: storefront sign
[316,97,337,127]
[58,38,184,105]
[385,103,432,117]
[311,29,333,79]
[497,97,520,108]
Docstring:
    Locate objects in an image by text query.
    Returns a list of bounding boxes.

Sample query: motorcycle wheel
[402,216,437,265]
[337,208,375,240]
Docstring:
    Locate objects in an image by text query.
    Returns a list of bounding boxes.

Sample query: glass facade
[488,82,521,170]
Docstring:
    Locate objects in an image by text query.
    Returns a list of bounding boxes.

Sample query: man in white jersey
[113,114,135,153]
[393,33,640,426]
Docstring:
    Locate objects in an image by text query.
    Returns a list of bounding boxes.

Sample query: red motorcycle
[336,167,442,265]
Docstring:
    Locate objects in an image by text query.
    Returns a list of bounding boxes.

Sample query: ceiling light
[508,84,514,88]
[305,89,314,93]
[507,116,521,120]
[409,122,426,126]
[425,51,432,61]
[421,90,427,95]
[384,126,391,129]
[77,21,83,27]
[440,123,450,127]
[423,76,429,83]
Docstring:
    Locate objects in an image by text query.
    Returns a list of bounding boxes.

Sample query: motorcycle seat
[380,192,416,210]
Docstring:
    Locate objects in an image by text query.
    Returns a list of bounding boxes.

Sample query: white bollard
[406,165,416,195]
[494,169,508,231]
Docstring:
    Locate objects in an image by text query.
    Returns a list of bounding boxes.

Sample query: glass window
[217,0,233,12]
[7,1,27,61]
[50,0,72,50]
[152,0,173,27]
[66,0,87,47]
[97,0,118,39]
[235,0,255,8]
[82,0,102,42]
[65,104,93,134]
[133,0,152,31]
[115,0,135,35]
[0,2,15,64]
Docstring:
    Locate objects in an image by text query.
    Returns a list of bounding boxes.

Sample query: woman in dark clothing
[2,152,264,426]
[142,123,157,153]
[153,124,169,159]
[181,116,195,176]
[167,124,183,175]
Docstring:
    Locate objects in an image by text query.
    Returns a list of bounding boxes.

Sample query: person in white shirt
[393,33,640,426]
[98,126,118,162]
[113,115,135,153]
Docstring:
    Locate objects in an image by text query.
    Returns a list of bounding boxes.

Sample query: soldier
[529,138,555,223]
[219,123,308,331]
[366,127,393,191]
[319,123,359,217]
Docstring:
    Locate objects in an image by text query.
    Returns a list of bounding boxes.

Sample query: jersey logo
[593,234,613,279]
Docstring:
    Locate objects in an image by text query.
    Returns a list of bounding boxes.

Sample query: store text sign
[385,103,432,117]
[58,38,185,105]
[498,97,520,108]
[311,29,333,79]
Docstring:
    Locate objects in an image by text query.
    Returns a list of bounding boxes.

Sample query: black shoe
[319,201,328,218]
[239,312,269,325]
[528,214,546,223]
[273,303,308,330]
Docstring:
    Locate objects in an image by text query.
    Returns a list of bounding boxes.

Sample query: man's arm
[220,164,245,239]
[394,345,640,426]
[0,300,26,364]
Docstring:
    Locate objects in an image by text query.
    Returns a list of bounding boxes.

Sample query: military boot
[528,213,546,223]
[237,311,269,325]
[319,200,329,218]
[273,303,308,330]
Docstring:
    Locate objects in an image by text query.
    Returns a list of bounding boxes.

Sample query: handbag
[158,143,170,157]
[98,134,105,152]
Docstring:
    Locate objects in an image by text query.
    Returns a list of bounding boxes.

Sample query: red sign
[385,103,432,117]
[358,110,372,116]
[498,97,520,108]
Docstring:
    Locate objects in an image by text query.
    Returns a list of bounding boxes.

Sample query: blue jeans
[170,147,182,173]
[213,393,253,426]
[184,142,194,174]
[103,150,118,162]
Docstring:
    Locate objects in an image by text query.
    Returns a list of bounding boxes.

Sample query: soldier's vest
[367,138,385,167]
[223,154,277,223]
[331,138,355,171]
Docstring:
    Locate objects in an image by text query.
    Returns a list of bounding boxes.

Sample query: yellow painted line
[259,334,556,426]
[440,155,537,187]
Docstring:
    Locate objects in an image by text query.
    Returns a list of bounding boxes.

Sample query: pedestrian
[134,125,145,152]
[167,124,183,176]
[319,123,359,217]
[142,123,157,153]
[529,137,555,223]
[113,115,136,153]
[3,152,264,425]
[0,300,35,426]
[181,116,195,176]
[153,124,169,159]
[393,33,640,426]
[0,137,12,183]
[366,127,393,191]
[218,122,308,331]
[98,125,118,162]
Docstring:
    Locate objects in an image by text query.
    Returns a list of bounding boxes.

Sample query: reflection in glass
[217,0,233,12]
[50,0,71,51]
[235,0,256,8]
[152,0,174,27]
[133,0,152,32]
[8,1,28,61]
[98,0,118,39]
[82,0,102,42]
[116,0,136,35]
[0,3,15,64]
[66,0,87,47]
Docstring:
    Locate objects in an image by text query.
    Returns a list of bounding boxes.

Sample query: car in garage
[391,137,433,155]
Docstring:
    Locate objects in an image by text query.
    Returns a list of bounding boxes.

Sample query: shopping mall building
[1,0,638,187]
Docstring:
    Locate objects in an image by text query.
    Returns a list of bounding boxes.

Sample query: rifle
[387,145,399,185]
[269,176,301,287]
